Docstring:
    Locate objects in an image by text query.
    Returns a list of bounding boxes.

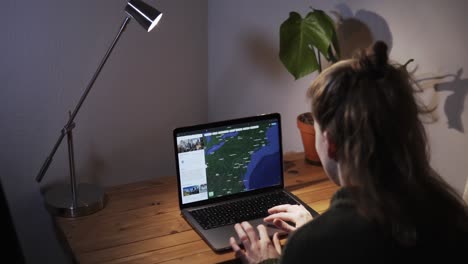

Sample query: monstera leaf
[279,9,339,80]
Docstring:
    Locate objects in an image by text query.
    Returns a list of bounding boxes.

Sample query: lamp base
[44,183,107,218]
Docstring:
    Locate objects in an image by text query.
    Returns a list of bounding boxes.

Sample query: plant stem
[328,48,338,63]
[317,47,322,73]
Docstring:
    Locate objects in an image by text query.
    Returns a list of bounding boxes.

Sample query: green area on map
[204,124,269,197]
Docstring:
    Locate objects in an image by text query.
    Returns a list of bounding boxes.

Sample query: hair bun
[354,41,389,79]
[368,41,388,67]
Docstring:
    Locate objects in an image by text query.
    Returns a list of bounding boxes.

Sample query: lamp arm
[35,16,132,183]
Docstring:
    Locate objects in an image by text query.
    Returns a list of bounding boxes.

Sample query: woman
[229,41,468,263]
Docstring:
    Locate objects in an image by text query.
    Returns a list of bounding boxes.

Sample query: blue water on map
[248,153,281,189]
[242,125,280,190]
[221,131,239,139]
[206,141,225,155]
[205,131,239,155]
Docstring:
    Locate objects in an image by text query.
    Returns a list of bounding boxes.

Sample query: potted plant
[279,8,340,165]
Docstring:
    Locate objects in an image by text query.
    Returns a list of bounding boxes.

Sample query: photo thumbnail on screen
[178,137,205,153]
[183,184,208,197]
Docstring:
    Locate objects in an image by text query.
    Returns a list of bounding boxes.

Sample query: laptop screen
[175,114,282,205]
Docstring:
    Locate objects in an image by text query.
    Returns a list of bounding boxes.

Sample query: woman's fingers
[272,232,282,255]
[268,204,293,214]
[235,223,252,250]
[230,237,248,263]
[231,222,282,263]
[264,212,295,223]
[230,236,241,252]
[241,221,258,245]
[273,218,296,232]
[257,224,269,241]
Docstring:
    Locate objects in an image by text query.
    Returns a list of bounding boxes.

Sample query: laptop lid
[173,113,284,209]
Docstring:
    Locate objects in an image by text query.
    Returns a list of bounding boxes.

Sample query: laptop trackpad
[202,218,287,252]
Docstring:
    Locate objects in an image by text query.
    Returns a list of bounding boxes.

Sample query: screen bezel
[173,113,284,209]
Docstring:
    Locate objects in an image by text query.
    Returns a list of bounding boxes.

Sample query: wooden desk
[56,152,339,264]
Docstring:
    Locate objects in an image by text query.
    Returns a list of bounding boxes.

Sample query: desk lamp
[35,0,163,218]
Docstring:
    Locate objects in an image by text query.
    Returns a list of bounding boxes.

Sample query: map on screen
[204,122,280,197]
[176,118,281,204]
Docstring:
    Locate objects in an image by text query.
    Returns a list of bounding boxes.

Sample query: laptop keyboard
[189,191,299,230]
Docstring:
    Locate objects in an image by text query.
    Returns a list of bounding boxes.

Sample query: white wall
[1,0,207,263]
[208,0,468,194]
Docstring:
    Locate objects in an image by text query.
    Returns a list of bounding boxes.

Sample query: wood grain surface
[56,152,339,264]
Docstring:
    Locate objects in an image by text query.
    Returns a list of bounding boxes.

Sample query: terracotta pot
[297,112,321,165]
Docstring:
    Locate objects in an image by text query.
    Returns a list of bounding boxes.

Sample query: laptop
[173,113,318,252]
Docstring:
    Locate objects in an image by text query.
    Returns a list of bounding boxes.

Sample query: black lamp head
[125,0,163,32]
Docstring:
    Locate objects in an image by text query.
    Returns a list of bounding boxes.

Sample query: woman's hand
[230,222,281,264]
[264,204,313,233]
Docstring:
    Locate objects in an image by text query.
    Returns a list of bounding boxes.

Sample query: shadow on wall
[221,5,394,89]
[330,4,467,134]
[242,30,286,82]
[411,67,467,133]
[433,69,467,133]
[333,3,393,59]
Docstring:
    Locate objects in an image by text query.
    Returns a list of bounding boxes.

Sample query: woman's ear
[323,131,337,161]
